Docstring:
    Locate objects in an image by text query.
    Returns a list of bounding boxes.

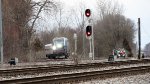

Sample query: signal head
[85,9,91,17]
[86,26,92,36]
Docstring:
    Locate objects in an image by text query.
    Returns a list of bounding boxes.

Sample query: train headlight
[56,44,63,48]
[52,46,56,50]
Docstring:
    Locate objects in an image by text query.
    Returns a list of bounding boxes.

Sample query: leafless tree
[94,14,135,58]
[69,3,90,59]
[97,0,123,19]
[2,0,33,62]
[93,0,135,59]
[2,0,58,62]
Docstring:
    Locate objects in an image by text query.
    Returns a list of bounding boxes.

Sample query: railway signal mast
[85,9,94,60]
[0,0,3,65]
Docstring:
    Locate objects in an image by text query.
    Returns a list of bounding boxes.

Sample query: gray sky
[119,0,150,49]
[38,0,150,49]
[60,0,150,49]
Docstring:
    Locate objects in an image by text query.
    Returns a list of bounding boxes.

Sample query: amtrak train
[45,37,70,59]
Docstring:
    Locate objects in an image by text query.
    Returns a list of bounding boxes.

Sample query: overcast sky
[39,0,150,49]
[60,0,150,49]
[119,0,150,49]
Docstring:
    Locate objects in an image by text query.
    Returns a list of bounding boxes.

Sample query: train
[45,37,70,59]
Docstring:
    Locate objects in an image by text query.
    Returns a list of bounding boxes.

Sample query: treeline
[2,0,57,62]
[2,0,136,62]
[94,14,136,58]
[3,0,32,62]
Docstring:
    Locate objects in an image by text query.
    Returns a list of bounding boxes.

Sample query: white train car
[45,37,70,59]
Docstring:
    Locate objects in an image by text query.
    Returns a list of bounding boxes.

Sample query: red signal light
[86,26,92,36]
[85,9,91,17]
[87,32,91,35]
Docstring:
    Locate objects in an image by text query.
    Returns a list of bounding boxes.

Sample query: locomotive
[45,37,70,59]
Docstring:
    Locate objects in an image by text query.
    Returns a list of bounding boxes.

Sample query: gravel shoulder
[80,73,150,84]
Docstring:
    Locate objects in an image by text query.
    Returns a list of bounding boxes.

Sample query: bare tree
[2,0,58,62]
[93,0,135,59]
[27,0,58,62]
[94,14,135,58]
[69,3,89,59]
[97,0,123,19]
[2,0,33,62]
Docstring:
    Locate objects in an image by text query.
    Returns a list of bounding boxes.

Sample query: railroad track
[1,65,150,84]
[0,59,150,77]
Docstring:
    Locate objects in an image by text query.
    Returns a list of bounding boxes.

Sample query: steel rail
[0,59,150,77]
[0,65,150,84]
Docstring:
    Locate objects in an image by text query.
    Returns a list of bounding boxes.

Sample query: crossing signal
[85,9,91,17]
[86,26,92,36]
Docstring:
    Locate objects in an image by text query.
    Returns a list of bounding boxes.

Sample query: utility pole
[138,18,141,59]
[91,20,94,60]
[74,33,77,55]
[89,38,92,58]
[0,0,3,65]
[82,12,85,58]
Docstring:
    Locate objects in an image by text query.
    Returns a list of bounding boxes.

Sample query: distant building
[144,43,150,57]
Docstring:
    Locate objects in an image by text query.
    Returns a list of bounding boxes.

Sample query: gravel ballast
[80,73,150,84]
